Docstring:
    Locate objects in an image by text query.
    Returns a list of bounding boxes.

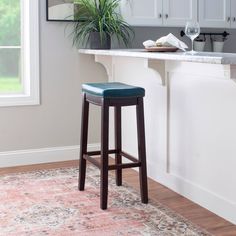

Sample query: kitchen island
[79,49,236,224]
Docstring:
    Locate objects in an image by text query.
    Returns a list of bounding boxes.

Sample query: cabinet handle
[233,17,236,22]
[165,14,168,19]
[227,17,231,22]
[159,13,162,18]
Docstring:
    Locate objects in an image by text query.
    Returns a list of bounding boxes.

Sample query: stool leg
[101,99,109,210]
[136,97,148,204]
[78,93,89,191]
[115,105,122,186]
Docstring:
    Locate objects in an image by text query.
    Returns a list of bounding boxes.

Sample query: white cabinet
[199,0,231,28]
[120,0,163,26]
[231,0,236,28]
[121,0,235,29]
[120,0,196,27]
[199,0,236,28]
[163,0,197,26]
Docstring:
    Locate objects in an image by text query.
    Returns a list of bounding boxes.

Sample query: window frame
[0,0,40,107]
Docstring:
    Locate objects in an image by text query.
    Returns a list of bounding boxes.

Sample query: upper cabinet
[162,0,197,26]
[121,0,236,28]
[231,0,236,28]
[120,0,196,27]
[199,0,230,28]
[120,0,163,26]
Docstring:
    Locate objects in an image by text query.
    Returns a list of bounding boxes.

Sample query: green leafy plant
[72,0,134,48]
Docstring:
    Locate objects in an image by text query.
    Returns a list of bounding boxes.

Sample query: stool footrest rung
[83,154,101,169]
[108,162,141,170]
[83,153,141,171]
[87,150,117,156]
[120,151,139,163]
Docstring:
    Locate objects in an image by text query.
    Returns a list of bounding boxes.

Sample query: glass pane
[0,48,23,93]
[0,0,21,46]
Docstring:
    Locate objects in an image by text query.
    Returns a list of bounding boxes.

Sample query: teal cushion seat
[82,82,145,98]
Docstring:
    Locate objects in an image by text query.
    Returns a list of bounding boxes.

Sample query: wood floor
[0,160,235,236]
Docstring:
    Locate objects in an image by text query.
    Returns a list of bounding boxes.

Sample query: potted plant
[72,0,133,49]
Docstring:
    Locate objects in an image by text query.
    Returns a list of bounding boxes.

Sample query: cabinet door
[231,0,236,28]
[120,0,163,26]
[163,0,197,27]
[199,0,230,28]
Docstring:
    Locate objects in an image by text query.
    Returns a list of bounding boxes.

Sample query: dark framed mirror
[46,0,79,21]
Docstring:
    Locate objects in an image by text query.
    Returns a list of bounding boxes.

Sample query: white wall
[0,0,105,163]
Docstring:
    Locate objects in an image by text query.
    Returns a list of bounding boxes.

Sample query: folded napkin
[143,33,188,51]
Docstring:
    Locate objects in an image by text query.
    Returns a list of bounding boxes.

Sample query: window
[0,0,39,107]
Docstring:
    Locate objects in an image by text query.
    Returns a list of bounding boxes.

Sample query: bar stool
[78,82,148,210]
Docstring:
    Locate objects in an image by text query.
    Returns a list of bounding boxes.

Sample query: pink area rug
[0,165,211,236]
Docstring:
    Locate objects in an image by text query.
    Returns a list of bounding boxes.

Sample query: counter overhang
[79,49,236,65]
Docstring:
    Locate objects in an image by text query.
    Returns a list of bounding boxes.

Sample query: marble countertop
[79,49,236,65]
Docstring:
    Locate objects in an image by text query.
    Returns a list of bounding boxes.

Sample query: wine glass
[185,21,200,54]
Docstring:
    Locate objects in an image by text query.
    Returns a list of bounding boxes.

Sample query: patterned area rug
[0,165,211,236]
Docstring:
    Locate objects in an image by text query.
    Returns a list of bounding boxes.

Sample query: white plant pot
[193,41,206,52]
[213,41,224,53]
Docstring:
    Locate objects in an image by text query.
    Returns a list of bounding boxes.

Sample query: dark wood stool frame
[79,92,148,210]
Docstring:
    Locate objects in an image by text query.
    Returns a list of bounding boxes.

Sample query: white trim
[0,46,21,49]
[148,164,236,225]
[0,0,40,107]
[0,143,100,168]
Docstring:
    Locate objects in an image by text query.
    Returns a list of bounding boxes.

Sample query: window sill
[0,93,40,107]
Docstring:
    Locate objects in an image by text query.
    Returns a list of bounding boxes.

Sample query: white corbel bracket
[95,55,113,81]
[144,59,166,86]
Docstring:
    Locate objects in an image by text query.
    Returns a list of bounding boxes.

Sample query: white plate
[145,46,178,52]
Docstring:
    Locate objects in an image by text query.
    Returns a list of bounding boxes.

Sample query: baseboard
[0,143,100,168]
[148,164,236,225]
